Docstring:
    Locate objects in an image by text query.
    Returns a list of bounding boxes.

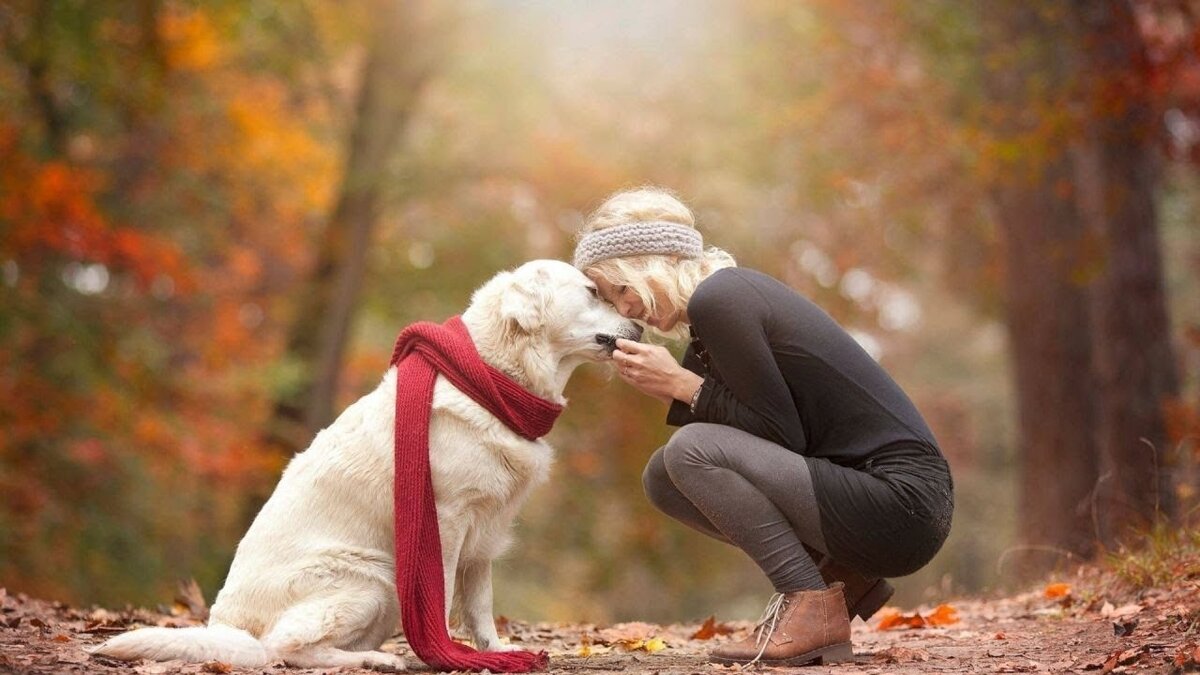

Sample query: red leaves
[1173,643,1200,672]
[0,143,193,294]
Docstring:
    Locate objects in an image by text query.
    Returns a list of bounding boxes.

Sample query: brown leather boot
[709,583,853,667]
[819,558,894,621]
[802,544,893,621]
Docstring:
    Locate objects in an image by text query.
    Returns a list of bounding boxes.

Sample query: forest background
[1,0,1198,625]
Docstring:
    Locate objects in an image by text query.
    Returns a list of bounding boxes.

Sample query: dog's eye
[586,286,599,298]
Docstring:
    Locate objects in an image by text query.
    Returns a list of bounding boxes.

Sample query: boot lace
[747,592,788,666]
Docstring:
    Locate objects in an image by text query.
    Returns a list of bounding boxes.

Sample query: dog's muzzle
[595,324,644,354]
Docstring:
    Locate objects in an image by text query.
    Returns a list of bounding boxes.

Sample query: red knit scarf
[390,316,560,672]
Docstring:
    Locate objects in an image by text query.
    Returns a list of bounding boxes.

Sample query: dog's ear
[500,268,550,333]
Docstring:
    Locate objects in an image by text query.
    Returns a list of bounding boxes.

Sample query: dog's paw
[363,653,406,672]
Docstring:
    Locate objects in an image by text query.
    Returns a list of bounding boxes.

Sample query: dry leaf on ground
[690,615,735,640]
[926,604,960,626]
[611,637,666,653]
[1044,583,1071,599]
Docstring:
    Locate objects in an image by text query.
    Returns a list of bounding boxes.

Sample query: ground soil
[1,568,1197,675]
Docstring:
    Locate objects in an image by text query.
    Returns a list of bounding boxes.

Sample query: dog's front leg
[438,517,467,628]
[458,559,519,652]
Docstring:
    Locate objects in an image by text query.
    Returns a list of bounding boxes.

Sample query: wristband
[688,379,705,414]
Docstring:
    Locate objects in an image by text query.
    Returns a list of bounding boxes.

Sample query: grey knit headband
[572,221,704,269]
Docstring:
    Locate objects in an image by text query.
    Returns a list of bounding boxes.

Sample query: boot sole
[851,579,894,621]
[710,642,854,667]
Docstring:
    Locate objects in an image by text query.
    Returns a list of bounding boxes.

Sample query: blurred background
[1,0,1197,624]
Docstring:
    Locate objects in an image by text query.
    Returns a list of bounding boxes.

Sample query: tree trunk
[1071,0,1179,543]
[267,0,438,453]
[981,2,1101,568]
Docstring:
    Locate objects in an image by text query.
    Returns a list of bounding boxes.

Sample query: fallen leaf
[690,615,735,640]
[1044,583,1072,599]
[611,638,655,653]
[994,631,1007,640]
[876,608,927,631]
[1101,646,1146,674]
[926,604,960,626]
[202,662,232,674]
[1172,642,1199,670]
[1112,619,1137,637]
[51,633,70,643]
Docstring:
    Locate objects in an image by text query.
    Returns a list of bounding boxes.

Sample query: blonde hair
[577,187,736,339]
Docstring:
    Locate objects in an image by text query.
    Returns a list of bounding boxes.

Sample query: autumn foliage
[0,0,1197,623]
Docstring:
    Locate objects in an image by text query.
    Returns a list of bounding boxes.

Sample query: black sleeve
[666,344,706,426]
[677,272,808,453]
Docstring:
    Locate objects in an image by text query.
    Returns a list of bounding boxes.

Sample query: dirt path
[1,577,1196,674]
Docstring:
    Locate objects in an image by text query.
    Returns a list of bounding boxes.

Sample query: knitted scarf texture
[390,315,560,672]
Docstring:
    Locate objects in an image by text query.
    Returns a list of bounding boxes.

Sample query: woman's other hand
[613,339,704,406]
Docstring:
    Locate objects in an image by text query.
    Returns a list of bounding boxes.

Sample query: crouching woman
[572,187,954,667]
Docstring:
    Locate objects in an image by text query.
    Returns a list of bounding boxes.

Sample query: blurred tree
[1071,1,1180,544]
[979,1,1103,562]
[0,0,339,604]
[980,1,1180,560]
[267,0,443,452]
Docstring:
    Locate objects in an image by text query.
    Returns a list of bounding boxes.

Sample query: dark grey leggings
[643,423,827,593]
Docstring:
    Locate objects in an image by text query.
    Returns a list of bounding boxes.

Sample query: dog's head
[463,260,642,388]
[498,259,642,360]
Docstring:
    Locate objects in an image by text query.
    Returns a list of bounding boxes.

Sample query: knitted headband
[572,221,704,269]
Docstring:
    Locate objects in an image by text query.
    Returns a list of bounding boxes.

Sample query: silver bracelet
[688,380,704,414]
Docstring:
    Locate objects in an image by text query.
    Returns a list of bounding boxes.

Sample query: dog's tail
[90,623,269,667]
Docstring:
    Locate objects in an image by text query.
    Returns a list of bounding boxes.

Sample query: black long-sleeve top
[666,267,940,466]
[663,267,953,577]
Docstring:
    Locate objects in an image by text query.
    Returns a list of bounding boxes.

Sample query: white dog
[95,260,640,670]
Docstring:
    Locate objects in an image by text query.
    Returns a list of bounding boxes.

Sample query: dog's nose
[629,323,644,341]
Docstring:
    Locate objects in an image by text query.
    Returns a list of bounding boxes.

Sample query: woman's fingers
[614,338,646,353]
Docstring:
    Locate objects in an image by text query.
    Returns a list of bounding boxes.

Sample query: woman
[572,187,954,667]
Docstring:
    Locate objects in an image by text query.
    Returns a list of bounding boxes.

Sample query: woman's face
[585,270,685,332]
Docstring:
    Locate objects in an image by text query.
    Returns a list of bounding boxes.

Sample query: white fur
[94,260,638,671]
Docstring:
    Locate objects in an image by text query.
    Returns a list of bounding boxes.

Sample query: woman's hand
[613,339,704,406]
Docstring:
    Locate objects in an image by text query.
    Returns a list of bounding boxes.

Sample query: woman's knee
[660,423,725,477]
[641,447,675,509]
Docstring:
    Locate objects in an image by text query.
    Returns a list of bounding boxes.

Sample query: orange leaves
[159,8,224,71]
[926,604,960,626]
[1044,582,1072,599]
[876,604,960,631]
[690,616,736,640]
[579,623,669,657]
